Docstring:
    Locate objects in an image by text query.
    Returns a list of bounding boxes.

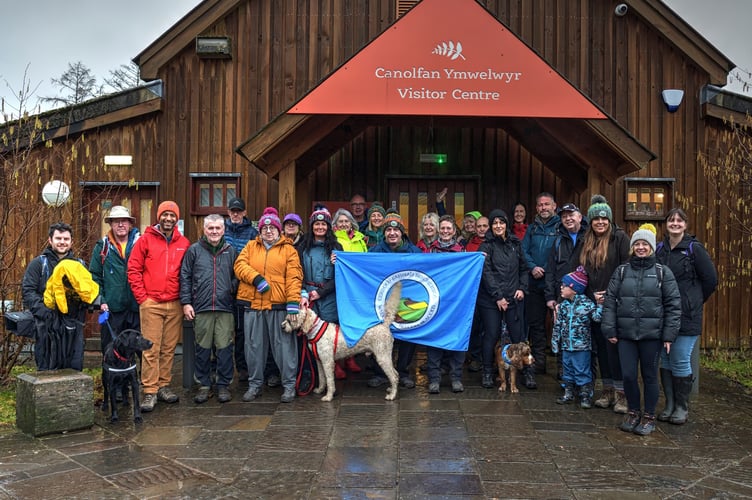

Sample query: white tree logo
[432,41,466,60]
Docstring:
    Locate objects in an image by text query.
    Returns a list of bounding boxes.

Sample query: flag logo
[375,270,439,330]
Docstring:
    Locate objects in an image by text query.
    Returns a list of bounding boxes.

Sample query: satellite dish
[41,180,71,207]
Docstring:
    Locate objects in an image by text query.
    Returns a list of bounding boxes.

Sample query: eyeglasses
[111,220,130,225]
[351,203,366,207]
[260,226,278,232]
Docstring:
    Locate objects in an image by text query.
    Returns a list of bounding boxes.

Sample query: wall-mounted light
[104,155,133,166]
[419,153,447,164]
[196,36,232,59]
[661,89,684,113]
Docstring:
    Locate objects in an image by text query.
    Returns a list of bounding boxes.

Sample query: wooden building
[3,0,750,347]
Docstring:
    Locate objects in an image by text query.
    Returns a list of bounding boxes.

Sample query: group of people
[21,190,716,435]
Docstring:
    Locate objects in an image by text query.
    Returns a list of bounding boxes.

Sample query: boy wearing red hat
[128,200,190,412]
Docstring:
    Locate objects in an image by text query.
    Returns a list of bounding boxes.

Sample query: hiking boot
[633,413,657,436]
[345,357,362,373]
[556,383,575,404]
[428,382,440,394]
[157,387,179,404]
[140,393,157,413]
[482,373,495,389]
[613,391,628,414]
[242,386,261,402]
[280,387,296,403]
[594,387,615,408]
[367,375,389,388]
[266,374,281,388]
[400,377,416,389]
[451,380,464,393]
[217,387,232,403]
[468,360,482,372]
[620,410,642,433]
[194,386,213,404]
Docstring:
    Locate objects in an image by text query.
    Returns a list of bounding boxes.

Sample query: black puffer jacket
[601,255,681,342]
[655,235,717,337]
[180,238,238,313]
[545,222,587,302]
[477,232,528,309]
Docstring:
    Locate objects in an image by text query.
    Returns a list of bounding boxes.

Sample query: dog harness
[105,349,137,372]
[296,312,341,397]
[299,315,341,360]
[501,344,513,365]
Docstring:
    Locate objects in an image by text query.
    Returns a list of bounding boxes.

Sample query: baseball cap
[559,203,580,213]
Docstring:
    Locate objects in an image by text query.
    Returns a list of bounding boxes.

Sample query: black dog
[102,329,153,423]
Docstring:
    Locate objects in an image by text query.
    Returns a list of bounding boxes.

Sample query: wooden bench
[16,369,94,436]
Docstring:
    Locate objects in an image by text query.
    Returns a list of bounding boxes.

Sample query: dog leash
[295,316,341,396]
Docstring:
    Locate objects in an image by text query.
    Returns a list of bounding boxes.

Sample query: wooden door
[386,177,480,243]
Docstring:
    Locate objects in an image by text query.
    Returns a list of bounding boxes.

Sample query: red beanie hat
[157,200,180,220]
[259,207,282,232]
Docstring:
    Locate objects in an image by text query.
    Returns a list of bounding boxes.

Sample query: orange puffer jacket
[234,236,302,310]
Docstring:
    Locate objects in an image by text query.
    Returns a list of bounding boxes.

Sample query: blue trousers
[660,335,698,377]
[561,350,592,387]
[618,338,662,414]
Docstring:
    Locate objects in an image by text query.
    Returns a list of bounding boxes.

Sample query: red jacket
[127,225,189,304]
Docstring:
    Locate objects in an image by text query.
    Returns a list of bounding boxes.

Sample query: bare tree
[697,114,752,290]
[0,73,96,384]
[104,62,142,92]
[42,61,102,108]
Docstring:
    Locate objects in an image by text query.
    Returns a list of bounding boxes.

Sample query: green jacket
[89,228,140,312]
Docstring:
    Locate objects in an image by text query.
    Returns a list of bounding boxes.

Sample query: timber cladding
[5,0,747,347]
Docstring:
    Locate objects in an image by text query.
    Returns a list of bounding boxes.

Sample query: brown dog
[495,342,535,393]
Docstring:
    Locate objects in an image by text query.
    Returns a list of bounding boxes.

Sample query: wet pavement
[1,350,752,499]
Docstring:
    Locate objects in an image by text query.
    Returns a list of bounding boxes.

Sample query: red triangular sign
[290,0,605,118]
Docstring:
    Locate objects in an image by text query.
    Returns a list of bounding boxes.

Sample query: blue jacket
[552,294,602,353]
[300,241,339,322]
[522,215,560,290]
[225,217,258,254]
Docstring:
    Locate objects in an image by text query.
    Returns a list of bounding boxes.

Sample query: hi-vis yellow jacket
[44,259,99,314]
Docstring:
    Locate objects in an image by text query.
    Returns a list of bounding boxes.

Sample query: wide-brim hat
[104,205,136,224]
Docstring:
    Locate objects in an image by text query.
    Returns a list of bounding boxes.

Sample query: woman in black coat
[602,224,681,436]
[477,209,529,389]
[655,208,717,425]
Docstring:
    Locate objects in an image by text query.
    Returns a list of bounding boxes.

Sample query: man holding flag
[335,212,484,390]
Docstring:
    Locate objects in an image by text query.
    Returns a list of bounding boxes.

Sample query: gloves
[252,275,270,293]
[286,302,300,315]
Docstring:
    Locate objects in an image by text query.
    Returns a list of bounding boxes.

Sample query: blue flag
[334,252,484,351]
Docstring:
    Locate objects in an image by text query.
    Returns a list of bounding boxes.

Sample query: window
[190,173,240,215]
[623,178,674,221]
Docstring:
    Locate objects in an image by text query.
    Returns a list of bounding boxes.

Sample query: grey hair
[333,208,357,229]
[203,214,225,227]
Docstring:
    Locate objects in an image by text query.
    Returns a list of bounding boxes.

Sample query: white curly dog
[282,282,402,401]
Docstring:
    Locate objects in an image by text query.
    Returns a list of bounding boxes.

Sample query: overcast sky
[0,0,749,116]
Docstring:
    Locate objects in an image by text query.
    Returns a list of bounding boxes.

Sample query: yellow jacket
[234,236,302,310]
[44,259,100,314]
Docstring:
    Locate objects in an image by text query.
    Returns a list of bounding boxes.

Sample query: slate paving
[1,351,752,499]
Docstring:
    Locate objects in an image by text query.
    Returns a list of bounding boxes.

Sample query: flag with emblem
[334,252,484,350]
